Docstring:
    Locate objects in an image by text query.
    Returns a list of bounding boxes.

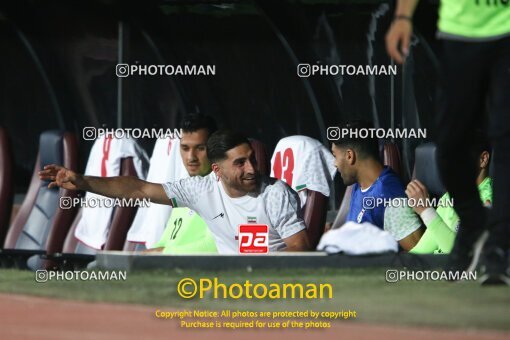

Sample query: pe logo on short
[238,224,269,254]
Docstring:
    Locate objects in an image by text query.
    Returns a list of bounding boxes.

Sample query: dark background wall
[0,0,441,202]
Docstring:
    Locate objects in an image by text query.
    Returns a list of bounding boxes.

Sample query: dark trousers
[435,36,510,247]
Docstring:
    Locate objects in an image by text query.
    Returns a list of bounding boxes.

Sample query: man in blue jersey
[331,120,406,229]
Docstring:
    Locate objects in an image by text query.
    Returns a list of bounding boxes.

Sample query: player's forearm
[76,175,148,200]
[395,0,419,17]
[409,232,438,254]
[283,230,312,251]
[399,227,424,251]
[418,208,455,252]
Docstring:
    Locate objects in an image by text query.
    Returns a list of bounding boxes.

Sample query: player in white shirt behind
[39,129,311,253]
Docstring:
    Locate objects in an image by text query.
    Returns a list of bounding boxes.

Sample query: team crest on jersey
[357,209,365,223]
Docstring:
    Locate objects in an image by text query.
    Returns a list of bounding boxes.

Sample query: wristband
[394,15,413,23]
[420,208,438,226]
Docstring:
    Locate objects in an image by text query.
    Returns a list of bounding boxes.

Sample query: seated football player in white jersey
[140,113,217,252]
[39,130,311,253]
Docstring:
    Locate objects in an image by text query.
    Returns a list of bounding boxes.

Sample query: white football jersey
[75,136,149,249]
[162,172,306,254]
[127,137,188,247]
[270,135,336,207]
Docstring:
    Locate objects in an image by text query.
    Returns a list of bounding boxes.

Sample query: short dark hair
[206,129,250,163]
[332,120,380,161]
[180,113,217,136]
[473,129,491,155]
[472,129,492,168]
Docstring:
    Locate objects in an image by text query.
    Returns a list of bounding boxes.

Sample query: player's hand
[323,222,333,234]
[385,18,413,64]
[38,164,80,190]
[405,179,430,215]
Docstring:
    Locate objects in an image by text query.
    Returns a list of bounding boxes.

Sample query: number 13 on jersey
[238,224,269,254]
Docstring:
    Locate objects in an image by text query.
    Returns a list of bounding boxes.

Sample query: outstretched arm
[38,164,171,205]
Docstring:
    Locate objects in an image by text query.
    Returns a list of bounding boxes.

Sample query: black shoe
[445,229,488,279]
[480,246,510,286]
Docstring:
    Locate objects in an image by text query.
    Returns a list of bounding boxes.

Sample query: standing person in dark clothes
[386,0,510,284]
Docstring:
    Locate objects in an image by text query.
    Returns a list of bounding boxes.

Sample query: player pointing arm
[39,129,311,253]
[39,164,170,205]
